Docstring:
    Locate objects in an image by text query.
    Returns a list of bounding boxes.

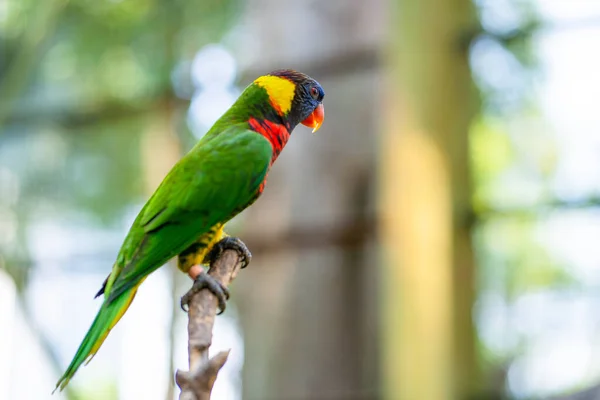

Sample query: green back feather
[56,124,272,390]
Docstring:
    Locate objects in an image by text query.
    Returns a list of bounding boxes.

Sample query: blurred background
[1,0,600,399]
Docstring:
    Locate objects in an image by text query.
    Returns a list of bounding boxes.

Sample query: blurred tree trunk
[380,0,480,399]
[235,1,382,399]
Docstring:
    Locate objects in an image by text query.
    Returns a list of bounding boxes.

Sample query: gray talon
[180,272,230,314]
[205,237,252,269]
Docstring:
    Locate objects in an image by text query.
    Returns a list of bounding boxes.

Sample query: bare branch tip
[177,239,247,399]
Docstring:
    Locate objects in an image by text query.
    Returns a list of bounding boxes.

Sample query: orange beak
[301,103,324,133]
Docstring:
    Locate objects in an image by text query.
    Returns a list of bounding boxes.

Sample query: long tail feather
[53,283,140,392]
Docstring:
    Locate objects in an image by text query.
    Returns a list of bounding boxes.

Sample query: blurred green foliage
[0,0,240,288]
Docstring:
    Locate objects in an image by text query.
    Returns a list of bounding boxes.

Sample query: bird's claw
[180,272,230,315]
[181,237,249,315]
[204,237,252,269]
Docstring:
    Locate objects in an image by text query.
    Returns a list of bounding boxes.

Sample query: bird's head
[253,69,325,132]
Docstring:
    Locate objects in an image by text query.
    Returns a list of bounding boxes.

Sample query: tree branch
[175,249,243,400]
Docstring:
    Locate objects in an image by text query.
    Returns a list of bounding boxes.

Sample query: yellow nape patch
[255,75,295,115]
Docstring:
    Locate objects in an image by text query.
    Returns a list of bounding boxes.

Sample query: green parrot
[54,69,325,391]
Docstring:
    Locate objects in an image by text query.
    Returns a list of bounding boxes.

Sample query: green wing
[105,126,272,303]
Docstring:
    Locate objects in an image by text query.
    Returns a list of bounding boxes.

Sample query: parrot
[54,69,325,391]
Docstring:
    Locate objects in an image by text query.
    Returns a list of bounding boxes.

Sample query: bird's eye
[310,86,319,100]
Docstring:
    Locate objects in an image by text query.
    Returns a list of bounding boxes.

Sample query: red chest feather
[248,118,291,163]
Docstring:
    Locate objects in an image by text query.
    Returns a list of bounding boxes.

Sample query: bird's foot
[204,237,252,269]
[180,271,230,315]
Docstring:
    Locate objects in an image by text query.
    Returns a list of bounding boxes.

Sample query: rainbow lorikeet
[54,69,325,391]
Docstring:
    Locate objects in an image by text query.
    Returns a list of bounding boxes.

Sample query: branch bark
[175,249,243,400]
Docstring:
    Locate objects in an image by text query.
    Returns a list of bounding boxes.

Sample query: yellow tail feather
[54,280,144,392]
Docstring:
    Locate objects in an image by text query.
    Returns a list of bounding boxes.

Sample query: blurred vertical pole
[236,1,382,398]
[158,4,182,399]
[136,5,182,400]
[380,0,480,399]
